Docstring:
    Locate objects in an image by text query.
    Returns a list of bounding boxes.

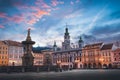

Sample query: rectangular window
[114,58,116,61]
[2,56,4,59]
[106,53,107,56]
[109,52,111,56]
[9,54,13,58]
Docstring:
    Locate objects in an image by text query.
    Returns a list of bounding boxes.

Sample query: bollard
[22,67,25,72]
[37,67,39,72]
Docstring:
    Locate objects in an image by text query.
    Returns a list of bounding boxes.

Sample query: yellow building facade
[100,43,114,68]
[0,41,8,66]
[82,43,102,68]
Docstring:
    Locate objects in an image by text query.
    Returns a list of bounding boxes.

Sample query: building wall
[82,44,101,68]
[0,41,8,66]
[33,52,44,66]
[112,49,120,68]
[8,46,24,66]
[100,50,112,68]
[42,50,53,66]
[52,49,82,69]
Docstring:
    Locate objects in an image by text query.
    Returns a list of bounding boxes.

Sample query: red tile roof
[101,43,113,50]
[84,43,103,47]
[4,40,23,47]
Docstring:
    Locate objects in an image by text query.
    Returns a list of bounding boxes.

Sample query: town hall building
[52,26,84,69]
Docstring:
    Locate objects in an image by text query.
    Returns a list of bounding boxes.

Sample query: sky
[0,0,120,47]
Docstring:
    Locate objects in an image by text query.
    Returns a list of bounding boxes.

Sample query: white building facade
[4,40,24,66]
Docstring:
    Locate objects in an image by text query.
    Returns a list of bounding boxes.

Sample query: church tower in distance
[62,24,71,50]
[78,36,84,49]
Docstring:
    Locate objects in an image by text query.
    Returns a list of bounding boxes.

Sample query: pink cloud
[35,0,51,9]
[0,12,24,24]
[27,9,49,25]
[33,9,49,18]
[0,12,7,18]
[0,0,52,28]
[0,25,4,28]
[51,0,64,6]
[7,15,24,23]
[13,0,51,26]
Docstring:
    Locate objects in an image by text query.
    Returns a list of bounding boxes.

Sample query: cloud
[27,9,49,25]
[35,0,51,9]
[8,15,24,23]
[0,25,4,28]
[65,11,82,19]
[51,0,64,6]
[76,0,80,3]
[70,1,74,5]
[86,5,107,31]
[0,13,24,24]
[90,23,120,36]
[6,0,51,26]
[0,12,7,18]
[109,10,120,19]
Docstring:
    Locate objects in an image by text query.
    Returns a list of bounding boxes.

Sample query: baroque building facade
[52,27,83,69]
[0,41,8,66]
[112,48,120,68]
[100,43,116,68]
[32,50,44,66]
[52,26,119,69]
[82,43,102,68]
[4,40,24,66]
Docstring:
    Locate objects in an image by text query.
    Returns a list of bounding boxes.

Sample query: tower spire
[65,23,69,36]
[53,41,57,47]
[79,36,83,43]
[26,28,31,41]
[53,41,57,51]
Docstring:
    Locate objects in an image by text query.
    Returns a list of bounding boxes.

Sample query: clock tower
[62,24,71,50]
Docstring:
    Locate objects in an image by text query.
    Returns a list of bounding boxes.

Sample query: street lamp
[99,58,104,62]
